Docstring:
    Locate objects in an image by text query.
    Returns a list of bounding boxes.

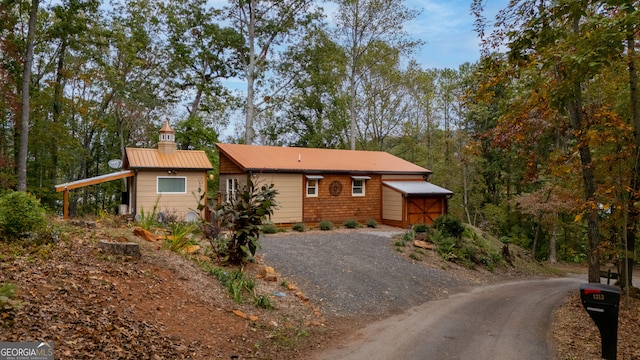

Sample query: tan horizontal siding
[254,173,302,223]
[135,170,206,220]
[382,186,403,221]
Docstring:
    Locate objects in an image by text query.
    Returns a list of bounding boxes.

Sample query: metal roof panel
[216,143,431,174]
[383,181,453,196]
[125,148,213,170]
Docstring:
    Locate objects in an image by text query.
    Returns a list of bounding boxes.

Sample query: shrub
[412,223,429,233]
[434,215,465,239]
[0,191,47,240]
[403,230,415,241]
[318,221,333,231]
[343,219,359,229]
[365,219,378,228]
[261,224,279,234]
[292,223,306,232]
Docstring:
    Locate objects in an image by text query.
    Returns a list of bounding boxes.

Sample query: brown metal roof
[216,143,431,175]
[125,148,213,170]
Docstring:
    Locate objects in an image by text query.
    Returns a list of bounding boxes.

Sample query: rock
[232,310,247,319]
[259,266,277,282]
[248,315,258,321]
[133,227,157,242]
[184,245,200,254]
[414,240,435,250]
[97,240,141,259]
[295,291,309,302]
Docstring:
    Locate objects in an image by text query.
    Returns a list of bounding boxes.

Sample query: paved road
[311,277,583,360]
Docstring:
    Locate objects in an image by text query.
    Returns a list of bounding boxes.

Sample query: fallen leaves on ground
[553,292,640,360]
[0,223,324,359]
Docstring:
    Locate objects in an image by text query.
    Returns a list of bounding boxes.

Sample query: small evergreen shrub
[412,223,429,233]
[319,221,333,231]
[261,224,278,234]
[292,222,306,232]
[0,191,47,240]
[433,215,464,239]
[365,219,378,228]
[343,219,359,229]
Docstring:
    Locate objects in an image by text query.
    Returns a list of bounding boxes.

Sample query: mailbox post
[579,283,621,360]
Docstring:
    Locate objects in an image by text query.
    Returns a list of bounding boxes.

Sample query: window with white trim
[352,179,365,196]
[306,179,318,197]
[351,176,370,196]
[305,175,323,197]
[226,178,239,201]
[157,177,186,194]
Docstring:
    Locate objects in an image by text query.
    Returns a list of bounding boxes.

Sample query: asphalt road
[311,277,583,360]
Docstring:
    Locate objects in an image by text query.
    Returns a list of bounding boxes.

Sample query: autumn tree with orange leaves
[472,0,639,285]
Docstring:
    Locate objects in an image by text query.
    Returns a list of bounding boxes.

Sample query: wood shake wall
[303,174,381,223]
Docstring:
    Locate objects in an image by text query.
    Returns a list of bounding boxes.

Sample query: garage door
[407,197,444,225]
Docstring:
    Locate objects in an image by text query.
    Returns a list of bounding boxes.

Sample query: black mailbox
[579,283,621,360]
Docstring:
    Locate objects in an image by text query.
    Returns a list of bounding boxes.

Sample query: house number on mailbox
[329,181,342,196]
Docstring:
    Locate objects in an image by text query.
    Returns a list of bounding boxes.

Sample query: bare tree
[17,0,39,191]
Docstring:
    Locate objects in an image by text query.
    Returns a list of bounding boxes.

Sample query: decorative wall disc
[329,181,342,196]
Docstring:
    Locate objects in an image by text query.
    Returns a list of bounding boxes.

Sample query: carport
[55,170,134,219]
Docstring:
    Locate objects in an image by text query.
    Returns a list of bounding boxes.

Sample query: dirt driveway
[259,228,473,319]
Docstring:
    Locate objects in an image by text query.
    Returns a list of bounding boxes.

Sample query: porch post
[63,189,69,219]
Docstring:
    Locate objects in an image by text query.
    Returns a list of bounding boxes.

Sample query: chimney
[158,119,176,154]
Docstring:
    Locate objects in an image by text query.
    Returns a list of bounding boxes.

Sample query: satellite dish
[108,159,122,169]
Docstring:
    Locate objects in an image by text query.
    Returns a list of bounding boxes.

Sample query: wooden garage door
[407,197,444,225]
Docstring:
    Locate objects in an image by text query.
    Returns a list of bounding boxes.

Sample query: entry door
[407,197,444,225]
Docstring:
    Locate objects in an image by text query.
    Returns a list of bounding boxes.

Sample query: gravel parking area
[259,228,472,318]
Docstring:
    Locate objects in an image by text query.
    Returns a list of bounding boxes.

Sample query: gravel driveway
[259,229,472,318]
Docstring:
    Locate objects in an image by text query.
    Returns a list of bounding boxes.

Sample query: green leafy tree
[267,25,349,147]
[225,0,320,144]
[333,0,421,150]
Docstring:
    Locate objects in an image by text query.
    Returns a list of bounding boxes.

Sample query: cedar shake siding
[302,174,381,223]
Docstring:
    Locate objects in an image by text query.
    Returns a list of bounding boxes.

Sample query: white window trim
[305,175,323,198]
[157,176,187,194]
[352,178,366,197]
[306,179,319,197]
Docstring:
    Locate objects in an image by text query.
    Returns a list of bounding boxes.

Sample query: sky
[207,0,509,71]
[390,0,508,69]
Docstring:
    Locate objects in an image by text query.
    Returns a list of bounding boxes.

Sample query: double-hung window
[351,176,370,197]
[157,177,186,194]
[305,175,323,197]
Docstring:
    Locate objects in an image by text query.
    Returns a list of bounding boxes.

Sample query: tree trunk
[531,212,542,260]
[17,0,39,191]
[624,28,639,290]
[568,85,600,283]
[244,0,257,145]
[549,213,557,264]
